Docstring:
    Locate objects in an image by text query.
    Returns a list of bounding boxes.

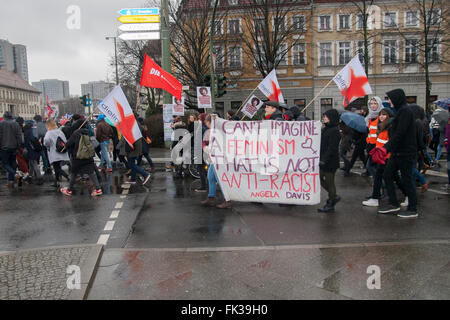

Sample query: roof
[0,68,40,93]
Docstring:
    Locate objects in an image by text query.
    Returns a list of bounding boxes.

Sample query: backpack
[55,136,67,153]
[76,134,95,159]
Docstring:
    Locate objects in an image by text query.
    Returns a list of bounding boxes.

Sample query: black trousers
[53,161,69,182]
[383,155,417,211]
[198,164,207,189]
[320,170,337,201]
[346,143,366,172]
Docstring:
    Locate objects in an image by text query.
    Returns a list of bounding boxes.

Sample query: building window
[254,43,266,66]
[231,101,242,110]
[321,98,332,114]
[338,42,351,65]
[276,43,288,66]
[229,46,241,69]
[214,46,224,70]
[384,12,397,28]
[228,19,240,35]
[273,17,286,32]
[254,18,265,34]
[213,20,223,35]
[356,14,367,30]
[319,42,332,66]
[404,39,418,63]
[357,40,371,65]
[292,43,306,65]
[339,14,350,30]
[292,16,305,31]
[319,15,331,31]
[405,11,418,27]
[427,39,440,63]
[427,10,441,26]
[383,39,397,64]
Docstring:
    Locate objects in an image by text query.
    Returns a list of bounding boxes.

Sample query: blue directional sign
[118,8,159,16]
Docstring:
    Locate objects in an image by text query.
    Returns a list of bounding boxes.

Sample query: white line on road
[104,220,116,231]
[122,189,129,194]
[120,195,126,199]
[110,210,120,219]
[428,188,449,195]
[97,234,110,245]
[115,202,123,209]
[425,170,447,178]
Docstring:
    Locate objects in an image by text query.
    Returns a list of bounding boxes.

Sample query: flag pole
[301,78,335,114]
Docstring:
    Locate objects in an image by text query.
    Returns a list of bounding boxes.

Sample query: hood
[324,109,340,126]
[72,119,86,131]
[386,89,406,108]
[366,96,383,125]
[408,104,425,120]
[290,105,302,119]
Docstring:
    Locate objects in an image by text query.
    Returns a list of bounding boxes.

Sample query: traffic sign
[118,8,159,16]
[118,23,160,32]
[118,32,160,41]
[117,15,160,24]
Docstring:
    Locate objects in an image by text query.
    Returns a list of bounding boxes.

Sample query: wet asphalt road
[0,158,448,252]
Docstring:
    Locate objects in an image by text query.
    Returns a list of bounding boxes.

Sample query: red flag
[140,54,182,100]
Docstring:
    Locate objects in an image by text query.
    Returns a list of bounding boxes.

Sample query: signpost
[118,8,159,16]
[118,23,160,32]
[118,32,160,41]
[117,15,160,24]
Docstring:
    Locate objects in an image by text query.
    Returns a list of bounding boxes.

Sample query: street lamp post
[106,36,119,85]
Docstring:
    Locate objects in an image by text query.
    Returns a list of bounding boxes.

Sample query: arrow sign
[118,15,160,24]
[118,23,160,32]
[118,32,160,41]
[118,8,159,16]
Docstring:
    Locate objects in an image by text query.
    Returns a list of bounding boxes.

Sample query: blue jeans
[207,165,218,198]
[127,157,148,182]
[0,149,17,182]
[99,141,112,169]
[137,152,154,167]
[436,143,444,161]
[412,167,426,188]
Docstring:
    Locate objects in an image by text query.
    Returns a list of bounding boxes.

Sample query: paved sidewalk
[88,241,450,300]
[0,244,103,300]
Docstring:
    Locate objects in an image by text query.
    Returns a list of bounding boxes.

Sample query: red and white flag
[98,85,142,148]
[45,95,58,119]
[333,54,372,107]
[257,69,284,102]
[140,54,182,101]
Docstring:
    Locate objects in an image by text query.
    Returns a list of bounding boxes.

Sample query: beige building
[182,0,449,119]
[0,68,41,120]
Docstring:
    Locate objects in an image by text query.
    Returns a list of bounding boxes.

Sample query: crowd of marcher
[0,112,154,196]
[1,88,448,217]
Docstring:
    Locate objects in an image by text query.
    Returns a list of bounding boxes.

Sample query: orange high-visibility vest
[376,129,391,159]
[366,117,379,144]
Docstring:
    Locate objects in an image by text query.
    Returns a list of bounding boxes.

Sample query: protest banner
[209,118,322,205]
[197,86,211,109]
[163,104,174,141]
[172,96,185,116]
[241,96,263,119]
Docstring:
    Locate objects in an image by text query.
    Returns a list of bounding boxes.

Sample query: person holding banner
[318,109,341,213]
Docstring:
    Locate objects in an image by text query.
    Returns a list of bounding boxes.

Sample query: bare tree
[381,0,449,113]
[168,0,230,110]
[238,0,310,77]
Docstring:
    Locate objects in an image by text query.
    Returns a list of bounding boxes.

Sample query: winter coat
[320,109,341,173]
[95,119,113,142]
[35,121,47,139]
[65,119,96,174]
[23,125,41,161]
[338,121,352,153]
[0,118,23,150]
[43,128,70,164]
[409,104,426,152]
[383,89,417,157]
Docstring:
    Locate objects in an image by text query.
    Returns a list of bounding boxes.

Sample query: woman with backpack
[60,118,102,197]
[43,119,70,187]
[23,120,43,185]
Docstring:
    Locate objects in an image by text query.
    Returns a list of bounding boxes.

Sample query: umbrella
[433,98,450,110]
[340,112,368,133]
[431,108,449,130]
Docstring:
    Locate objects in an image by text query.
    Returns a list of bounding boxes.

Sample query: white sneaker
[400,197,409,207]
[362,198,379,207]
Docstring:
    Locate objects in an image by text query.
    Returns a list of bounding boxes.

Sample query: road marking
[122,189,129,194]
[110,210,120,219]
[120,195,126,199]
[97,234,110,245]
[428,188,449,195]
[115,202,123,209]
[425,170,447,178]
[104,220,116,231]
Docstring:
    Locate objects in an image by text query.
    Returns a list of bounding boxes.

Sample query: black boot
[317,199,335,213]
[332,195,341,205]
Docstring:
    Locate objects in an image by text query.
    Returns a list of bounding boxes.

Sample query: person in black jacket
[318,109,341,213]
[264,101,284,120]
[378,89,418,218]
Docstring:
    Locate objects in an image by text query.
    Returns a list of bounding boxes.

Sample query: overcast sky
[0,0,151,96]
